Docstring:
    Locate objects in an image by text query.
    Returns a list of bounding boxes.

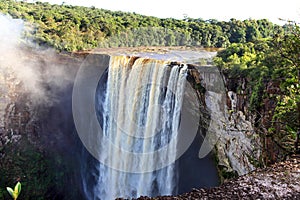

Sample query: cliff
[0,47,85,199]
[0,47,288,198]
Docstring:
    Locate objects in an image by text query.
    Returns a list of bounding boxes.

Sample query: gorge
[0,44,262,199]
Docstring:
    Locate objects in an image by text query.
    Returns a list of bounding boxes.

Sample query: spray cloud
[0,14,76,107]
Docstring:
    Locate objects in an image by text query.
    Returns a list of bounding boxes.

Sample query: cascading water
[93,56,188,199]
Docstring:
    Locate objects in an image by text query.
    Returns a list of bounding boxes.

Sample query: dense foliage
[0,0,284,51]
[214,23,300,164]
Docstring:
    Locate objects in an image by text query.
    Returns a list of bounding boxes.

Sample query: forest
[0,0,288,51]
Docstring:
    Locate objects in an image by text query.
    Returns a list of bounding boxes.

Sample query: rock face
[0,62,37,156]
[0,48,85,199]
[187,66,261,179]
[223,75,287,169]
[217,89,261,176]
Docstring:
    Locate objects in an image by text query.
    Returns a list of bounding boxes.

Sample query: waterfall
[94,56,188,199]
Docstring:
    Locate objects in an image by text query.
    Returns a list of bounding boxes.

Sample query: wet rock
[130,157,300,200]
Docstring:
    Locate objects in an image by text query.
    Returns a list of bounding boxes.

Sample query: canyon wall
[0,50,267,198]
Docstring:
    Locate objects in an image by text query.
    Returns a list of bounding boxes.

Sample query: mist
[0,13,87,199]
[0,14,77,106]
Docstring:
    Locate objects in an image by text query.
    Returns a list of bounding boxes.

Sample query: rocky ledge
[133,156,300,199]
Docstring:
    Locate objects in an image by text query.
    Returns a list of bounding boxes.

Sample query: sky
[26,0,300,25]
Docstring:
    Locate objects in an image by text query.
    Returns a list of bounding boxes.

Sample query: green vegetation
[213,151,238,183]
[0,136,71,199]
[6,182,21,200]
[214,22,300,164]
[0,0,284,51]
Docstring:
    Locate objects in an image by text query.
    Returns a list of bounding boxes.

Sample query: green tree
[214,22,300,164]
[271,23,300,153]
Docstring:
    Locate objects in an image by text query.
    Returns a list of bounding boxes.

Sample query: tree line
[0,0,287,51]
